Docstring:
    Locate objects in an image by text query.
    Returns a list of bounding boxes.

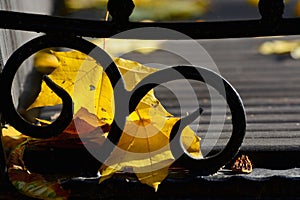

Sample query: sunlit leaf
[92,39,163,56]
[26,50,201,190]
[34,50,59,74]
[100,110,200,190]
[258,39,300,59]
[29,51,159,124]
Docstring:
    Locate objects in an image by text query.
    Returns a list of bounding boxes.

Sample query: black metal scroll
[0,34,246,176]
[1,0,289,177]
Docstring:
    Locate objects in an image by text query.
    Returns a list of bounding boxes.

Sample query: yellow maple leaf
[28,49,201,190]
[92,38,163,56]
[100,108,200,191]
[30,51,159,124]
[258,40,300,55]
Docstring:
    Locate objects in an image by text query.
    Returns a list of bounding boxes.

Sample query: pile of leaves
[2,49,201,199]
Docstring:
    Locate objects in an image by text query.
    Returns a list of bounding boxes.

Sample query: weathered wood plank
[136,36,300,154]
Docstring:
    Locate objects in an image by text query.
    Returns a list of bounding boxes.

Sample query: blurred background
[51,0,300,21]
[3,0,300,21]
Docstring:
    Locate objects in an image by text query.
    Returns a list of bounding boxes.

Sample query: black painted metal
[0,33,247,176]
[107,0,135,26]
[130,66,246,175]
[1,10,300,39]
[0,0,296,179]
[258,0,284,22]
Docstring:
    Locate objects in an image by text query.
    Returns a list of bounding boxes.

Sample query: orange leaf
[7,141,70,199]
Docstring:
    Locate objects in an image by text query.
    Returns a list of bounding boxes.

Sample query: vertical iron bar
[107,0,135,28]
[258,0,285,22]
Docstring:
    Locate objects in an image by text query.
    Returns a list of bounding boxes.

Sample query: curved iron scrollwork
[1,34,246,175]
[4,0,285,178]
[132,65,246,175]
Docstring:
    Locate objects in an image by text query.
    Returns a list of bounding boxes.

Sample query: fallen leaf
[34,50,59,74]
[291,46,300,59]
[29,52,159,124]
[7,140,70,200]
[2,126,28,156]
[92,39,163,56]
[258,39,300,60]
[99,100,201,190]
[30,107,108,149]
[26,50,201,190]
[231,155,253,174]
[100,111,200,190]
[258,40,300,55]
